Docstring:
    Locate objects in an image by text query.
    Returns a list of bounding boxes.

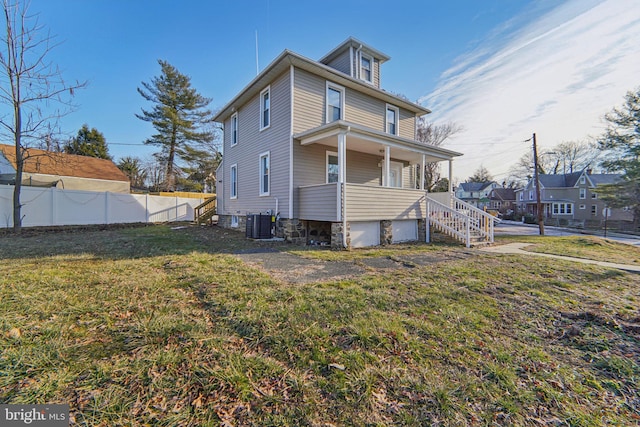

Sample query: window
[260,86,270,130]
[360,54,372,83]
[519,193,523,201]
[591,192,597,199]
[230,164,238,199]
[326,151,339,183]
[259,152,270,196]
[231,113,238,146]
[326,82,345,123]
[529,191,533,200]
[579,188,586,199]
[553,202,573,215]
[386,105,399,135]
[591,205,597,215]
[231,215,239,228]
[580,176,586,184]
[579,204,586,209]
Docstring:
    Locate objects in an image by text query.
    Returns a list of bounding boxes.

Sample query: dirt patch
[234,251,366,284]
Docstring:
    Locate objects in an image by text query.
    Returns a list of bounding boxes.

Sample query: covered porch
[293,120,462,223]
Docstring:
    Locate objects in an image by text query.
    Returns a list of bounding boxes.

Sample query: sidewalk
[479,242,640,273]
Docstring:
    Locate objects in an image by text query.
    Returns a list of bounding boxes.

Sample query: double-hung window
[326,151,339,183]
[579,188,586,199]
[260,86,270,130]
[230,164,238,199]
[231,113,238,146]
[259,152,270,196]
[360,54,372,83]
[386,105,399,135]
[326,82,345,123]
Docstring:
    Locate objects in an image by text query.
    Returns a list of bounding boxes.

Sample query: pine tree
[597,87,640,228]
[136,60,214,191]
[65,124,111,159]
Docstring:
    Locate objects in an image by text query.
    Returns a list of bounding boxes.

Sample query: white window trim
[386,104,399,136]
[553,202,573,215]
[326,81,345,123]
[360,53,373,84]
[326,150,338,184]
[260,86,271,131]
[591,205,598,215]
[591,192,597,199]
[580,176,586,184]
[231,215,239,228]
[230,163,238,199]
[579,188,586,199]
[579,204,586,209]
[259,151,270,196]
[230,113,238,146]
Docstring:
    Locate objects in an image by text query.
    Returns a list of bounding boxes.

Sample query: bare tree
[0,0,86,232]
[415,117,462,191]
[507,140,598,185]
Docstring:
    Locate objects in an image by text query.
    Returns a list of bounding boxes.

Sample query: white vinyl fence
[0,185,203,228]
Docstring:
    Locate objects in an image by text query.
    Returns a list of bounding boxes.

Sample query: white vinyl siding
[260,86,270,130]
[259,152,270,196]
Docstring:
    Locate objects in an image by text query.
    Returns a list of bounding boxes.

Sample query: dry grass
[1,225,639,426]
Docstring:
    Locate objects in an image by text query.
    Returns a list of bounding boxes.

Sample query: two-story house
[455,182,500,209]
[213,37,494,249]
[515,169,633,228]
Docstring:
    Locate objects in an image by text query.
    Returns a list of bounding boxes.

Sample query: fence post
[426,200,430,243]
[466,216,471,248]
[145,194,149,223]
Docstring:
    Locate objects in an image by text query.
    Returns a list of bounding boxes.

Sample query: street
[495,220,640,246]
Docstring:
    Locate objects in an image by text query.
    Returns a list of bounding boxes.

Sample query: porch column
[448,159,453,194]
[338,132,346,221]
[384,146,390,187]
[420,154,426,190]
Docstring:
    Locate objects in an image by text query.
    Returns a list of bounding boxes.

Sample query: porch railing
[194,196,217,224]
[427,194,499,247]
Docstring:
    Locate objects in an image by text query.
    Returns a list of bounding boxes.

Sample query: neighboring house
[213,37,467,249]
[455,182,500,209]
[488,188,516,215]
[0,144,130,193]
[515,169,633,227]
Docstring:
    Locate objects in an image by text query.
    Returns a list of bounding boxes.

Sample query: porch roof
[293,120,462,163]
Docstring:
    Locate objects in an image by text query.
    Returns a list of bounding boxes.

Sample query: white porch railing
[426,194,499,247]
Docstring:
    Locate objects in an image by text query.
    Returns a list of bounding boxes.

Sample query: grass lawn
[1,225,639,426]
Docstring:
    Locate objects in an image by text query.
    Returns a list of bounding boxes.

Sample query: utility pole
[532,133,545,235]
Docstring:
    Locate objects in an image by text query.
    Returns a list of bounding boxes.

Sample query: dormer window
[360,54,372,83]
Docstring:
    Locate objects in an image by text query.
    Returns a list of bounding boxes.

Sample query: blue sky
[20,0,640,182]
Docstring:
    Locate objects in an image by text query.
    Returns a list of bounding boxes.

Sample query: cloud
[421,0,640,182]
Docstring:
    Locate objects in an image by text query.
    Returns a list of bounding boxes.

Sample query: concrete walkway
[479,242,640,273]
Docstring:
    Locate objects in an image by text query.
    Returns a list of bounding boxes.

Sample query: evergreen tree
[597,87,640,228]
[467,165,494,183]
[117,156,147,189]
[136,60,214,191]
[64,124,111,159]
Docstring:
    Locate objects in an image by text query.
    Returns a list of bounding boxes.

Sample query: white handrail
[426,195,499,246]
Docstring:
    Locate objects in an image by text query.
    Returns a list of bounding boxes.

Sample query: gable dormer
[319,37,390,88]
